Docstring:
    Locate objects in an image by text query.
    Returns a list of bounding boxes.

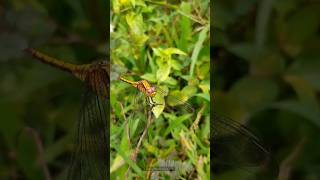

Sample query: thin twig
[23,127,52,180]
[190,104,206,131]
[125,109,154,177]
[131,110,153,161]
[278,137,306,180]
[145,0,178,9]
[119,102,131,146]
[145,0,207,25]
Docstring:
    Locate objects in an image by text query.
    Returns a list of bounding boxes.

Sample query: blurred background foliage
[110,0,209,179]
[213,0,320,180]
[0,0,108,179]
[2,0,319,179]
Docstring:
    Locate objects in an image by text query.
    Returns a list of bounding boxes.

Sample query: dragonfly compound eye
[148,87,156,97]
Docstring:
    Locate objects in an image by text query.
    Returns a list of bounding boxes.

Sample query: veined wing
[67,86,109,179]
[212,113,269,174]
[153,85,195,115]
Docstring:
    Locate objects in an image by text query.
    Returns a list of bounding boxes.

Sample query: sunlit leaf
[182,85,197,97]
[141,73,156,82]
[167,90,188,106]
[156,60,171,82]
[152,93,165,118]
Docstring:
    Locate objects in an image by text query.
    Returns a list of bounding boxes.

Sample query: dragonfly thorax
[76,62,109,99]
[137,80,156,97]
[147,86,156,97]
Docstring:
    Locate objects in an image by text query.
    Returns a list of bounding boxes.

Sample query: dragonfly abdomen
[119,76,138,86]
[25,48,82,74]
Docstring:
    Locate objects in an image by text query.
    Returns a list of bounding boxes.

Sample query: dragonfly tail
[119,76,137,86]
[24,48,81,75]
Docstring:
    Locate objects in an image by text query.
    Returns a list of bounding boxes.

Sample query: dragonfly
[117,76,196,167]
[24,48,109,179]
[118,76,269,175]
[118,76,195,116]
[119,77,162,108]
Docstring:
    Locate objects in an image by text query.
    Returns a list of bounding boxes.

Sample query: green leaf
[287,57,320,91]
[112,0,121,13]
[229,77,279,113]
[156,61,171,82]
[196,61,210,80]
[227,43,257,61]
[144,141,159,155]
[182,85,197,97]
[198,80,210,94]
[110,153,125,173]
[250,50,286,76]
[141,73,156,82]
[167,90,189,106]
[195,93,210,102]
[126,13,148,46]
[163,76,178,86]
[113,146,143,175]
[272,100,320,127]
[152,47,162,56]
[164,114,190,136]
[190,25,209,76]
[171,59,183,71]
[178,2,192,52]
[284,75,319,107]
[214,91,252,125]
[164,47,187,56]
[152,93,165,118]
[286,5,320,43]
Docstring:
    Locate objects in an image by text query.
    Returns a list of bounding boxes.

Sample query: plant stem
[125,109,154,177]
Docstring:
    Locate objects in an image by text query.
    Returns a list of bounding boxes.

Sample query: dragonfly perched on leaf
[117,75,269,174]
[117,74,269,175]
[119,76,194,116]
[24,48,109,179]
[119,77,162,108]
[118,76,195,118]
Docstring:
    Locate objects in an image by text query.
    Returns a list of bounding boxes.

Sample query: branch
[125,109,154,178]
[23,127,52,180]
[278,137,306,180]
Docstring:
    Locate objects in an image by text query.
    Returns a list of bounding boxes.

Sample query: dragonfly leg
[146,97,153,107]
[145,97,156,112]
[145,97,163,112]
[150,97,162,106]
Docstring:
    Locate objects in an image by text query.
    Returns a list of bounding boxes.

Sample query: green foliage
[0,0,108,179]
[213,0,320,179]
[111,0,210,178]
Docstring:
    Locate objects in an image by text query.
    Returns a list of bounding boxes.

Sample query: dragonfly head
[147,86,156,97]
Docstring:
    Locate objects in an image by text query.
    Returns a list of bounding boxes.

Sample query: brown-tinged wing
[67,69,109,179]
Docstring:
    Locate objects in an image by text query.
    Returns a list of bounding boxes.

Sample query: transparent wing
[153,85,195,115]
[67,87,109,179]
[212,113,269,174]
